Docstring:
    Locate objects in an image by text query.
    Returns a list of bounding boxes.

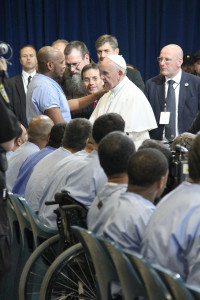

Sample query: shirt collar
[111,76,128,96]
[165,69,182,84]
[22,70,36,79]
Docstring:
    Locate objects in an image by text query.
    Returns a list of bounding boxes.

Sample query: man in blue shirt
[12,123,66,197]
[141,134,200,286]
[6,115,53,191]
[26,46,105,124]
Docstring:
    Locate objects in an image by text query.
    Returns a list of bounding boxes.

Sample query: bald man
[6,115,53,191]
[52,39,69,54]
[145,44,200,140]
[26,46,105,124]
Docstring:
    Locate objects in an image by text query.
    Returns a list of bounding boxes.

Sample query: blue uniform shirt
[87,182,127,235]
[25,147,72,212]
[39,150,107,227]
[6,141,39,191]
[26,73,71,123]
[104,192,155,252]
[141,181,200,286]
[12,146,55,197]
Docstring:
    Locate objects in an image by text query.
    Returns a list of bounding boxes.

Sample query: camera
[0,42,9,56]
[0,42,13,82]
[0,42,13,64]
[168,144,189,192]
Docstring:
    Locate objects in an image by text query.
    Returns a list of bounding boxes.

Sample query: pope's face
[100,59,120,90]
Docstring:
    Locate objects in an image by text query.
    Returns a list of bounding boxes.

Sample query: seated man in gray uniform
[38,113,125,227]
[26,118,92,212]
[87,131,135,234]
[141,133,200,287]
[6,115,53,191]
[98,148,168,253]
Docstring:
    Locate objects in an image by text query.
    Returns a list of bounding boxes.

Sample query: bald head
[162,44,183,58]
[159,44,183,78]
[52,39,69,54]
[28,115,54,148]
[37,46,66,79]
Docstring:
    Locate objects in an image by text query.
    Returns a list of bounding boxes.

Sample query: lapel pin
[185,83,189,86]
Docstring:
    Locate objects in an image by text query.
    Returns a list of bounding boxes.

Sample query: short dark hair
[19,45,36,57]
[188,134,200,181]
[95,35,118,50]
[14,122,23,143]
[62,118,92,151]
[128,148,168,187]
[139,139,172,163]
[64,41,89,59]
[98,132,135,176]
[48,123,67,149]
[92,113,125,144]
[81,63,100,80]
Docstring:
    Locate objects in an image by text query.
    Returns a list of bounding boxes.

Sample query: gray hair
[95,35,118,51]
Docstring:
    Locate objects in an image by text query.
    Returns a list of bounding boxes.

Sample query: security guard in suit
[0,58,21,283]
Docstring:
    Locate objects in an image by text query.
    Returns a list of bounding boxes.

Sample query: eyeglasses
[157,57,173,63]
[66,61,82,69]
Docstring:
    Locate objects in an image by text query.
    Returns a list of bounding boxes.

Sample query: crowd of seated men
[2,34,200,290]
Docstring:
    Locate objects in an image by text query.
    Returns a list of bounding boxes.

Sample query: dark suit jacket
[126,68,145,92]
[145,71,200,140]
[188,111,200,134]
[4,74,28,128]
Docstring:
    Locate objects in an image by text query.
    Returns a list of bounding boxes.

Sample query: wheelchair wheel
[19,234,61,300]
[39,243,97,300]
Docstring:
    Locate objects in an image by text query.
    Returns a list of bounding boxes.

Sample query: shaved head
[37,46,65,79]
[161,44,183,59]
[159,44,183,78]
[28,115,54,144]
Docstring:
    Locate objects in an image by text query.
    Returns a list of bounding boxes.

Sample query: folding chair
[18,196,57,247]
[125,250,173,300]
[186,284,200,300]
[99,236,147,300]
[153,264,195,300]
[72,226,119,300]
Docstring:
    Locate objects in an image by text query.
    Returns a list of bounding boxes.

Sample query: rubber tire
[39,243,96,300]
[19,234,60,300]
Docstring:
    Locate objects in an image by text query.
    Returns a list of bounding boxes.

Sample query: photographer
[0,57,21,284]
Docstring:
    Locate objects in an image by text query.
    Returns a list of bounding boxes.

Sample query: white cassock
[89,76,157,149]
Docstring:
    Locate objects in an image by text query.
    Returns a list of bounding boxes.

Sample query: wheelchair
[19,191,96,300]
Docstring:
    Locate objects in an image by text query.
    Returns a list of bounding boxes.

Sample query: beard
[59,68,86,99]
